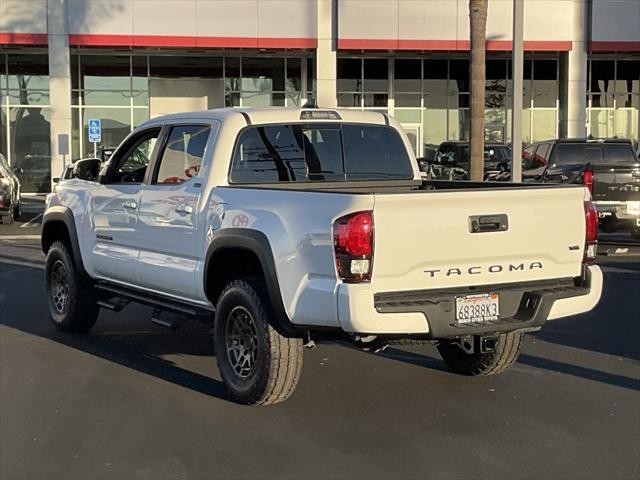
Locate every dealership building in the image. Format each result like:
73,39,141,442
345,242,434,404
0,0,639,192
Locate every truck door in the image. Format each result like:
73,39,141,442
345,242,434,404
136,123,216,300
90,127,161,284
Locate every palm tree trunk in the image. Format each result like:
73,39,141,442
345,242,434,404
469,0,488,181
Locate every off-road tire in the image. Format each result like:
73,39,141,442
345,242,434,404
437,331,524,376
214,279,303,405
45,241,99,332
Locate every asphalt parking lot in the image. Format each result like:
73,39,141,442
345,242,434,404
1,206,639,480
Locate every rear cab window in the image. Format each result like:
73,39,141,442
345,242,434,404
551,143,636,165
229,123,414,184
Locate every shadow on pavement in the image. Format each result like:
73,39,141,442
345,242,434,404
0,260,229,401
2,257,639,401
533,260,640,362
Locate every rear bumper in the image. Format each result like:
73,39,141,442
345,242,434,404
336,265,603,337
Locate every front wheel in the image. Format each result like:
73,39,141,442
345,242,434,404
437,331,524,376
45,241,99,332
214,279,303,405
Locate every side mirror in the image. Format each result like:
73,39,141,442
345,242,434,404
74,158,101,182
52,177,60,184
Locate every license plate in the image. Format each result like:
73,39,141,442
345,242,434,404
455,293,500,324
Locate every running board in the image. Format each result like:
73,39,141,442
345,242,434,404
96,282,211,317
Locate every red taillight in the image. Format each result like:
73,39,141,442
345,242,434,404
334,211,373,282
584,201,598,263
582,169,594,194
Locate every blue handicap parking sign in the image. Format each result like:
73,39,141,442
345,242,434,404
88,119,101,143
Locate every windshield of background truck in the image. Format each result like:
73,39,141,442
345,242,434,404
230,123,414,183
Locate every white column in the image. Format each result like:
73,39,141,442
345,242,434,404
567,0,588,138
510,0,524,182
47,0,72,185
316,0,337,108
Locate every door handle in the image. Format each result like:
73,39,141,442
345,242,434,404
175,204,193,215
122,200,138,210
469,214,509,233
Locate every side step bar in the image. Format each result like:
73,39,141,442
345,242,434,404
96,282,212,317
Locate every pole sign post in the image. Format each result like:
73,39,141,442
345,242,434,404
88,119,101,157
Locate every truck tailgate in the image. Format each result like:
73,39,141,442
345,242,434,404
371,186,587,293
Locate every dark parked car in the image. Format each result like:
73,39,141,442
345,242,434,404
0,153,22,224
516,138,640,237
421,141,512,180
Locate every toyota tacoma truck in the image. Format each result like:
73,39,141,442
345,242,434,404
42,108,603,405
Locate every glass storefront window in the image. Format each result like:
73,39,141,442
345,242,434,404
225,56,241,92
590,60,615,108
363,59,388,93
81,55,131,91
337,58,361,92
286,58,302,106
588,58,639,142
449,60,469,94
394,59,421,93
532,60,558,108
82,107,131,154
6,54,49,91
10,107,51,193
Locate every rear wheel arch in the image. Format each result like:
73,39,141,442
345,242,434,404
204,229,298,337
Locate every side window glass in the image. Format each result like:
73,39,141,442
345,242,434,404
521,145,537,170
534,144,549,168
107,129,160,183
155,125,211,184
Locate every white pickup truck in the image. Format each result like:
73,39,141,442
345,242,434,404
43,108,603,405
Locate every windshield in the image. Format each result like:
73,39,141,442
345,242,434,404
437,144,511,166
230,123,414,183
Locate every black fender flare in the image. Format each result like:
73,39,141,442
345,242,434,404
204,229,298,336
41,206,88,277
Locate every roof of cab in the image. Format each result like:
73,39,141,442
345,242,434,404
139,107,389,129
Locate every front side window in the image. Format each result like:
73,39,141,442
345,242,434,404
230,123,413,184
521,145,537,170
107,128,160,183
155,125,211,184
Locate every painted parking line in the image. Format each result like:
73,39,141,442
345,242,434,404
20,213,43,228
0,235,41,241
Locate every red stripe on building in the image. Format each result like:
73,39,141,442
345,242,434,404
0,33,48,45
338,39,399,50
590,41,640,52
68,34,316,49
341,39,573,52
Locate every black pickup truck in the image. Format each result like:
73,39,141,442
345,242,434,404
508,139,640,238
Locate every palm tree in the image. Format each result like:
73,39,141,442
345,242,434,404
469,0,488,181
